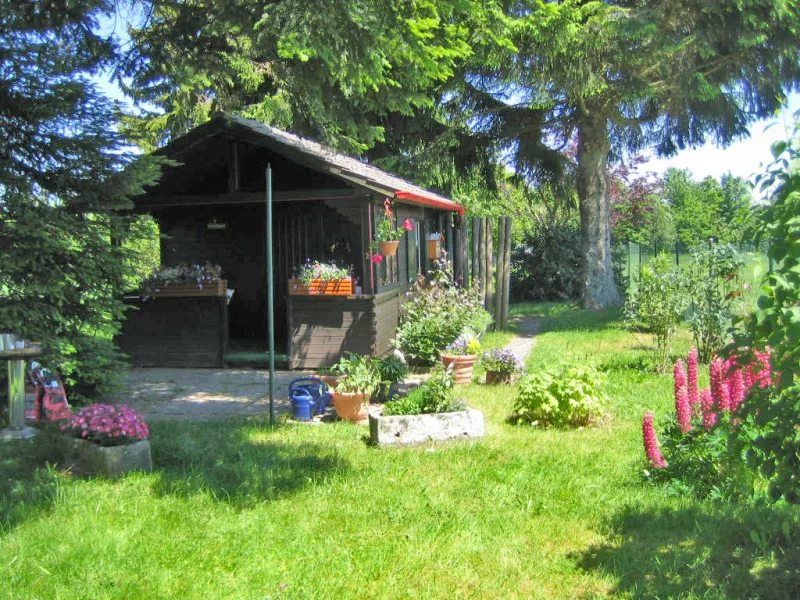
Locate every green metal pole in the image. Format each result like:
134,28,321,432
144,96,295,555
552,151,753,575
266,165,275,425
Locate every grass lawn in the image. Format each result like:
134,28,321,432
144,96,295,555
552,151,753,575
2,304,798,599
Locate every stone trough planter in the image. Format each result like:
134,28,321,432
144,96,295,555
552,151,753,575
59,436,152,478
369,408,485,446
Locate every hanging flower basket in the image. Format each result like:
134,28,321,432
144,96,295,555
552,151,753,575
378,240,399,256
288,277,353,296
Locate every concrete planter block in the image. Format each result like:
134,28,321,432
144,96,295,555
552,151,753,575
369,408,485,446
60,436,152,478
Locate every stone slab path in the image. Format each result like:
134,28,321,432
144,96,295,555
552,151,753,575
503,315,541,361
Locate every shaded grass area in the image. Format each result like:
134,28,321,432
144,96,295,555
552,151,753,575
2,305,798,599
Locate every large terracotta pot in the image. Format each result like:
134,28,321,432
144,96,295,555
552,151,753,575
440,354,477,385
331,392,370,422
378,240,399,256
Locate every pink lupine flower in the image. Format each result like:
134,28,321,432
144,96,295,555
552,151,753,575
700,388,717,430
710,359,731,413
674,359,687,399
728,368,745,412
687,347,699,409
642,412,666,468
675,384,693,433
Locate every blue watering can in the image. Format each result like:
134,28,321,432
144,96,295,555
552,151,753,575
289,378,331,420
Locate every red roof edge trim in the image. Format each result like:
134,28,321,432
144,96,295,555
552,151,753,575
394,190,465,216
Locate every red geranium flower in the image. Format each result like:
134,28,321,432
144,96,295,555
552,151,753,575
371,254,384,263
403,218,413,231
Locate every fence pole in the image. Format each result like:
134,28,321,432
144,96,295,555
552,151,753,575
471,217,480,289
501,217,512,330
494,217,506,330
485,217,494,314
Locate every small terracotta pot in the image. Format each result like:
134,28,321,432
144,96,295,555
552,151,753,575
332,392,370,422
378,240,399,256
485,370,512,385
440,354,477,385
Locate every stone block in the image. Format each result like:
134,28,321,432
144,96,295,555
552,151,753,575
369,408,484,446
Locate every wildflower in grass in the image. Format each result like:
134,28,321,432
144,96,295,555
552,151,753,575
728,367,746,412
700,388,717,430
687,347,699,408
642,412,666,468
710,358,731,412
674,358,687,397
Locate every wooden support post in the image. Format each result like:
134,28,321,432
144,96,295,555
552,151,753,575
494,217,506,330
501,217,512,330
475,217,484,297
459,214,468,287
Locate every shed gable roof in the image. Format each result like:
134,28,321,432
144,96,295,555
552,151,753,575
160,112,465,215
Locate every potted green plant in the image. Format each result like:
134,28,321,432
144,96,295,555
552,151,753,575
440,336,481,385
480,349,526,384
330,353,382,422
372,199,413,257
288,260,352,295
374,355,408,402
59,403,152,478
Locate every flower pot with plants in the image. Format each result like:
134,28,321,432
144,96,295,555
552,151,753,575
373,355,408,402
329,353,382,422
440,336,481,385
140,263,226,297
59,404,152,478
480,348,526,384
288,260,352,295
371,199,413,258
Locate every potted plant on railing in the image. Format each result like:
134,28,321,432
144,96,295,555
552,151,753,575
330,353,382,422
372,199,413,257
140,263,225,297
480,348,526,385
288,260,352,295
59,403,152,478
440,336,481,385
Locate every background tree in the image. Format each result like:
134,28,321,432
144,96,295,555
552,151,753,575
438,0,800,307
0,1,162,399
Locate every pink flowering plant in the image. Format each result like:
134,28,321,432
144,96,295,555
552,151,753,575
641,346,773,498
61,403,149,446
374,199,413,244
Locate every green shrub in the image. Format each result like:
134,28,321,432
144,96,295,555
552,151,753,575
510,214,582,302
511,363,607,427
623,253,689,371
394,258,490,365
685,243,746,363
382,366,467,416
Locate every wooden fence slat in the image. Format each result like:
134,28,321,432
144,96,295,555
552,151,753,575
485,217,494,314
494,217,506,329
501,217,512,330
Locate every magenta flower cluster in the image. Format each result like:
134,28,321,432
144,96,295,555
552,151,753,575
61,403,149,446
643,346,774,468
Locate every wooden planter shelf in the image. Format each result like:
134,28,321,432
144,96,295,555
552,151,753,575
288,277,353,296
141,279,227,298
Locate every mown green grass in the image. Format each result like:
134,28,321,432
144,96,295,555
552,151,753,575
2,305,798,599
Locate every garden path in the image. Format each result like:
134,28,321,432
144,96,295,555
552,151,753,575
108,316,542,422
502,315,541,361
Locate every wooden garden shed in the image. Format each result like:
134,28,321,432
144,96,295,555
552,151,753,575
118,112,468,369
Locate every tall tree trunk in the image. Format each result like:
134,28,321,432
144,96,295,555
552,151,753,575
576,113,622,308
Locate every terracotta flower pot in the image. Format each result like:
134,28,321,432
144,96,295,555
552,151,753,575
319,375,342,389
440,354,477,385
332,391,370,422
485,370,512,385
378,240,399,256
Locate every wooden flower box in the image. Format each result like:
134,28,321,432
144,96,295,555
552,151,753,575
287,277,353,296
141,279,227,298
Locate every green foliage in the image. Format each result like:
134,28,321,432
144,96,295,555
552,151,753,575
381,366,466,416
394,261,490,365
121,215,161,290
728,123,800,504
376,355,407,384
510,213,583,302
511,363,607,428
685,244,747,363
623,254,689,370
331,353,382,396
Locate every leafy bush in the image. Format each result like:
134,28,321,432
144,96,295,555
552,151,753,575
382,366,467,416
623,253,689,371
511,363,607,427
330,353,382,396
726,131,800,504
685,243,746,363
394,259,490,365
510,214,582,302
